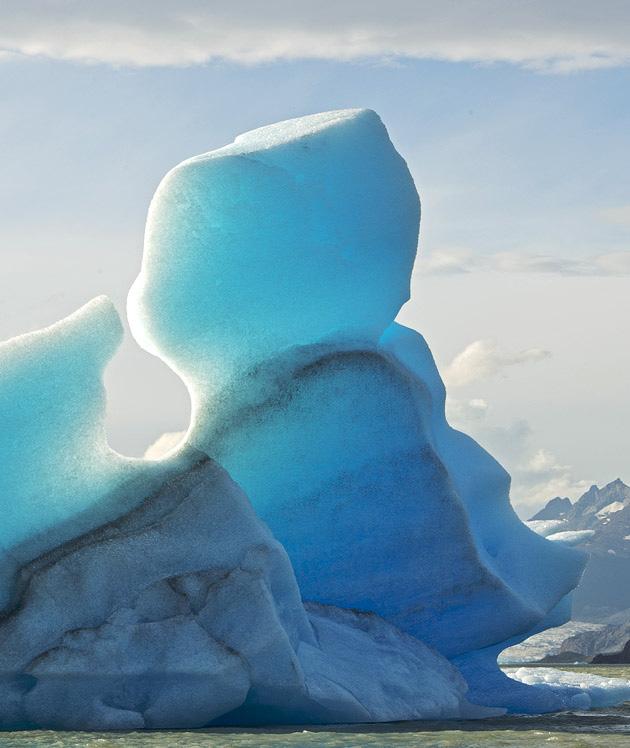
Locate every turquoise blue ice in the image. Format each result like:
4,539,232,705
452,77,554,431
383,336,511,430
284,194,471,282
128,109,418,391
0,298,142,585
0,109,616,729
129,107,582,671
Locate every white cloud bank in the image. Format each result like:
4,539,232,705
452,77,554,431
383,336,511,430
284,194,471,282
514,448,593,515
442,341,589,516
420,249,630,276
446,401,592,517
1,2,630,71
444,339,550,388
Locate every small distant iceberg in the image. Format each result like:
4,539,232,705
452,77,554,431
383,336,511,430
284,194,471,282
506,667,630,709
0,109,622,730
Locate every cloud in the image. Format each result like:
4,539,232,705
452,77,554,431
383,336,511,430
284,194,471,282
511,449,593,518
143,431,186,460
420,249,477,275
442,342,591,518
446,397,489,424
420,249,630,276
1,2,630,71
446,401,591,518
443,339,550,388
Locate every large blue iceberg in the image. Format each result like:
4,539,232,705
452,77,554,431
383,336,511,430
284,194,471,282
0,108,615,730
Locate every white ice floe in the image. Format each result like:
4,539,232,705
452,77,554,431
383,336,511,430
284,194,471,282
506,667,630,709
546,530,596,546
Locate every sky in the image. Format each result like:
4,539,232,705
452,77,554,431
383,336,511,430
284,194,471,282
1,2,629,518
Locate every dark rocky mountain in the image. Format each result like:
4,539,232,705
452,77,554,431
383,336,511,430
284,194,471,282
529,479,630,621
530,496,572,521
538,621,630,663
592,639,630,664
531,479,630,533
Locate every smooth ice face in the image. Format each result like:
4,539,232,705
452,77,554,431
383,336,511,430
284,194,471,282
193,328,584,658
0,298,129,557
379,324,585,630
128,109,420,388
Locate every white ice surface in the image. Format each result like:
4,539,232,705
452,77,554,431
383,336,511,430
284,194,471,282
597,501,626,518
506,667,630,709
528,519,568,537
546,530,596,546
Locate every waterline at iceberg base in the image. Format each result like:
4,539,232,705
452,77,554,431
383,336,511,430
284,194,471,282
0,109,624,730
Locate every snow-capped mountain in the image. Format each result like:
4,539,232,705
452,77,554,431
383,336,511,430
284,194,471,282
531,479,630,553
529,479,630,621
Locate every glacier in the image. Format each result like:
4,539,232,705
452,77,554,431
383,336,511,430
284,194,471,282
0,108,621,730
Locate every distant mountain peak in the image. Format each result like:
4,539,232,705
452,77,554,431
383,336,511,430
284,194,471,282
528,478,630,622
530,496,572,521
529,478,630,548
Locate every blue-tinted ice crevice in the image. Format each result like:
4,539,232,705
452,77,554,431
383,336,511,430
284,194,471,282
0,108,603,729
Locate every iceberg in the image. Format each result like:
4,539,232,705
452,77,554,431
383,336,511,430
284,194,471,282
0,108,613,729
0,300,479,728
129,108,584,700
